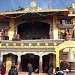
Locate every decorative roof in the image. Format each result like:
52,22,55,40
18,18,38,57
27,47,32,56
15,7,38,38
30,0,36,10
0,0,70,18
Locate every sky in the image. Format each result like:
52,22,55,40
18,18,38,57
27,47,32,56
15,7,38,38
0,0,75,12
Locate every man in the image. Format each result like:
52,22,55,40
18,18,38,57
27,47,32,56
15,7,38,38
1,63,6,75
48,67,52,75
28,63,33,75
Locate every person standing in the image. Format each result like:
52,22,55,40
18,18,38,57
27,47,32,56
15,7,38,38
1,63,6,75
8,66,15,75
14,67,18,75
48,67,52,75
28,63,33,75
8,66,18,75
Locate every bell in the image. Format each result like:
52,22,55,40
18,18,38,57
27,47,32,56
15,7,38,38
66,51,75,62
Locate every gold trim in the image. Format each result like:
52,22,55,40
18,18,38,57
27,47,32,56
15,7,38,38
0,46,56,49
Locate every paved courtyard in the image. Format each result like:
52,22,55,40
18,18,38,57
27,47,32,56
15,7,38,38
5,72,47,75
5,72,75,75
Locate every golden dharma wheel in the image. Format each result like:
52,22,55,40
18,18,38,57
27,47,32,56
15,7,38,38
30,1,36,9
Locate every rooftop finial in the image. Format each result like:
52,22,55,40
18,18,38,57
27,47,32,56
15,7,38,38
30,0,36,11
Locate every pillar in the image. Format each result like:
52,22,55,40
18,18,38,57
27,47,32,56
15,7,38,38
56,48,60,68
18,55,21,64
0,51,3,64
0,44,2,63
53,15,59,39
39,55,43,73
17,53,21,71
71,18,75,39
8,18,15,40
53,55,56,73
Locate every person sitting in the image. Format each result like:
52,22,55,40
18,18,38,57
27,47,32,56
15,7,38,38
34,69,39,74
55,67,64,75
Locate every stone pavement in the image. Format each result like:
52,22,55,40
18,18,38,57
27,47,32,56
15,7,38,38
5,72,48,75
5,72,75,75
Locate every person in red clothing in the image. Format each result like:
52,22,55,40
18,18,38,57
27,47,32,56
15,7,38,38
1,62,6,75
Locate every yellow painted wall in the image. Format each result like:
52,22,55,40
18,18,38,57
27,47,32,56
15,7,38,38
56,48,60,68
8,18,15,40
53,15,59,39
53,55,56,73
6,57,12,72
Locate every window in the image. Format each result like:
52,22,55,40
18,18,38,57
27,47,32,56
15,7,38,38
60,19,71,24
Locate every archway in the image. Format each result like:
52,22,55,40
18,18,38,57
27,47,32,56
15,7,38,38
17,22,50,40
3,53,18,71
21,53,39,72
60,50,69,70
42,54,54,73
56,41,75,70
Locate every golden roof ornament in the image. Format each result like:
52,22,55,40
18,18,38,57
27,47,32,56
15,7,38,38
30,0,36,11
37,6,42,10
24,6,29,11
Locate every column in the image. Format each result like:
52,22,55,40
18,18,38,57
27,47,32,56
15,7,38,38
0,52,3,64
0,44,1,63
39,55,43,73
8,18,15,40
53,55,56,73
53,15,59,39
56,48,60,68
17,55,21,71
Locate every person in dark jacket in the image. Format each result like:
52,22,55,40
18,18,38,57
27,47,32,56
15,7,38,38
8,66,18,75
8,66,15,75
48,67,52,75
28,63,33,75
1,63,6,75
14,67,18,75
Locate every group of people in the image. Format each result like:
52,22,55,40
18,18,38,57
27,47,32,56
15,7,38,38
8,63,67,75
48,67,67,75
0,62,68,75
54,67,67,75
8,66,18,75
0,62,18,75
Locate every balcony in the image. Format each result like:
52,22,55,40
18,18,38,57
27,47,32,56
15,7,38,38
1,39,65,46
0,39,65,51
57,24,75,29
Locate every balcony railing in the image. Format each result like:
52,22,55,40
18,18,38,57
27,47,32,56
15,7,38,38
1,39,65,46
57,24,75,29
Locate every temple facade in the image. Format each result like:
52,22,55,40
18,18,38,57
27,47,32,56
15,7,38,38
0,1,75,73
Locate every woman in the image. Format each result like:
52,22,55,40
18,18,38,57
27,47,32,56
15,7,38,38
1,63,6,75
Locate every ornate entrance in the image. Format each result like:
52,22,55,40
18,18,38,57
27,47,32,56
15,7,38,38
42,54,54,73
3,53,18,71
21,54,39,72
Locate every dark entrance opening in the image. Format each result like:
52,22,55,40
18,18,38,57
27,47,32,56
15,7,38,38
42,54,53,73
3,53,18,64
21,54,39,72
18,22,50,40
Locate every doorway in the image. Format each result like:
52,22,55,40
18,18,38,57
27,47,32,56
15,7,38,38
21,54,39,72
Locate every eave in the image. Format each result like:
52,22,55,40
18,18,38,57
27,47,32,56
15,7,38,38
0,9,68,15
68,14,75,16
